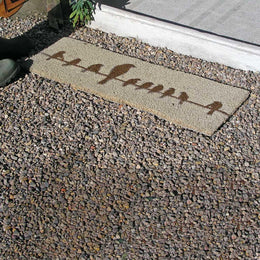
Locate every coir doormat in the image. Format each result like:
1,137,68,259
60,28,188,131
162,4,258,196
29,37,249,135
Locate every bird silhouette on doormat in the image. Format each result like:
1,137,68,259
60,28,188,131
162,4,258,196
83,64,103,74
62,58,81,66
46,51,65,61
98,64,135,85
135,82,153,90
123,78,140,86
178,92,189,104
160,88,175,98
148,84,164,93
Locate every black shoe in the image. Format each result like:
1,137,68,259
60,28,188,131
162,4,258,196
0,59,20,87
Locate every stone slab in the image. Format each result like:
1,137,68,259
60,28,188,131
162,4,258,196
29,37,249,135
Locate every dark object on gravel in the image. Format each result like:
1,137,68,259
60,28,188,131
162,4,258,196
0,35,34,60
0,58,20,86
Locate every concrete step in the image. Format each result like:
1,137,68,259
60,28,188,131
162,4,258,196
89,4,260,72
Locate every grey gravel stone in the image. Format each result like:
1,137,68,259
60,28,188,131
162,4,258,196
0,15,259,259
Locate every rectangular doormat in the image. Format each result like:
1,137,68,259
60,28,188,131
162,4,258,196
29,37,249,135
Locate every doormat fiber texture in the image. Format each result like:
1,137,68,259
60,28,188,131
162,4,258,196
29,37,249,135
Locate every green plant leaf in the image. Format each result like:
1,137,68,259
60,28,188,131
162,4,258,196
80,12,84,21
70,0,95,27
87,1,94,10
73,13,79,27
69,9,78,19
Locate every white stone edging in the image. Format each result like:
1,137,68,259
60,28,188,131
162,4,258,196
89,5,260,72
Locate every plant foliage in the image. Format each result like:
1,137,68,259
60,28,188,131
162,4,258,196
69,0,95,28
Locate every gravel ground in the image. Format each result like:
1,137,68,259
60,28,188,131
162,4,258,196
0,15,259,259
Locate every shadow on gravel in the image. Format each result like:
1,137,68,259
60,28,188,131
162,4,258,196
22,20,74,57
20,0,130,56
10,1,73,77
4,0,131,82
22,2,73,54
18,0,130,69
15,20,73,80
